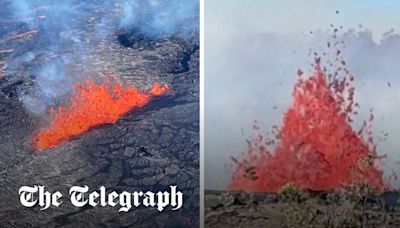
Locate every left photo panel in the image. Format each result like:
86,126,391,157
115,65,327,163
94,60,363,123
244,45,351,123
0,0,199,227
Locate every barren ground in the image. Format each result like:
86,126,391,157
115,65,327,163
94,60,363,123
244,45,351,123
205,190,400,228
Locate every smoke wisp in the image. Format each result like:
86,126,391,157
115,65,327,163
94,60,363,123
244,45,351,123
119,0,199,39
1,0,198,115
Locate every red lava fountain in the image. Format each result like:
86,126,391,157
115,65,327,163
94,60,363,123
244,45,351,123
33,80,169,151
230,59,385,192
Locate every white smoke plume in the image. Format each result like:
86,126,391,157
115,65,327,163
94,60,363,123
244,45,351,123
2,0,199,114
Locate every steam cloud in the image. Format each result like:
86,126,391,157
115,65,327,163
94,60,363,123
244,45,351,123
119,0,199,38
8,0,89,114
3,0,198,114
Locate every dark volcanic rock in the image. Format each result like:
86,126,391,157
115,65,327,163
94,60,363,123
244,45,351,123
0,0,199,227
205,190,400,228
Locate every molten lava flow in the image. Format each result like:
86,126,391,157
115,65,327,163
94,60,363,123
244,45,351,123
33,80,169,151
230,61,385,192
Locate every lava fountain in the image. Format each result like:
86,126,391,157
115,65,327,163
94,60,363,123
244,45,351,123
230,59,385,192
33,80,169,151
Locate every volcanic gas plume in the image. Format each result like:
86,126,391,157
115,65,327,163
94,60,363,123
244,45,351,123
33,80,169,151
230,59,385,192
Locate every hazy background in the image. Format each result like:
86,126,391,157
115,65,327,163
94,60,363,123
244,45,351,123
205,0,400,190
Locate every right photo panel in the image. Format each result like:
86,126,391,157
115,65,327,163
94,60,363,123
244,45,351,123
205,1,400,227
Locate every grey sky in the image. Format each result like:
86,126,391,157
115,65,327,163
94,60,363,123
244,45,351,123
205,1,400,190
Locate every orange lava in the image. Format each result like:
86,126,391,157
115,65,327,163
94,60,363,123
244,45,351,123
230,60,385,192
7,30,38,41
33,80,169,151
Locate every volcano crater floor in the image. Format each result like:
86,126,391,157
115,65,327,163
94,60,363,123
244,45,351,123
0,1,199,227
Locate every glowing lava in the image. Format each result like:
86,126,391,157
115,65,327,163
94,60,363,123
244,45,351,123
230,60,385,192
33,80,169,151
